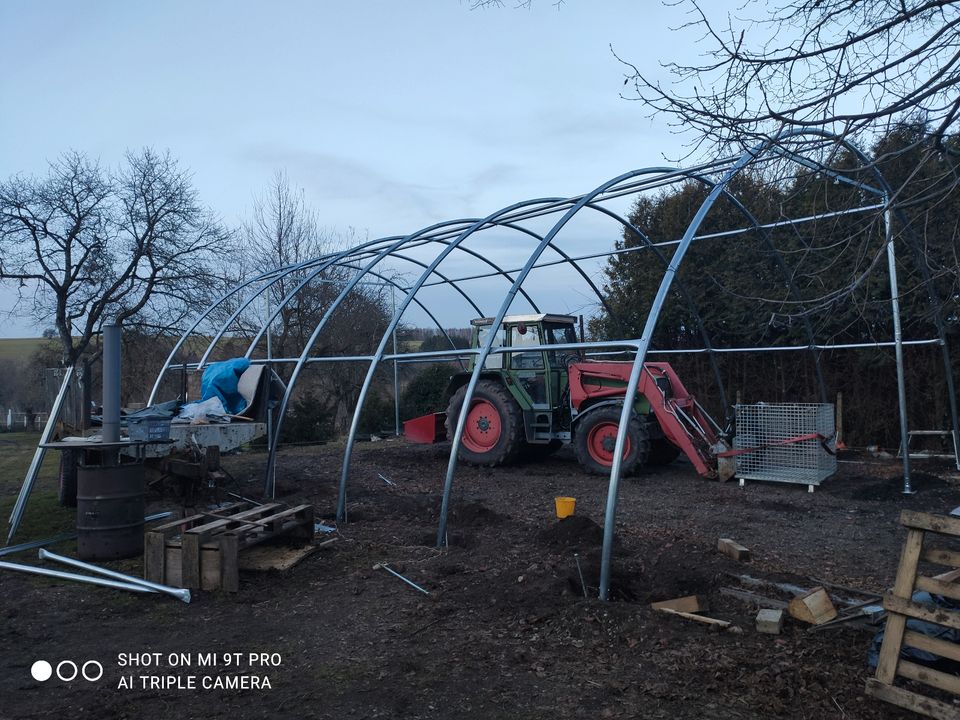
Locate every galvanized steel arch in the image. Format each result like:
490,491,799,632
141,127,954,605
332,196,583,521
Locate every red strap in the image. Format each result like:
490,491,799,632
718,432,836,458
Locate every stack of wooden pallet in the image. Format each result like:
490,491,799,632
866,510,960,719
145,502,314,592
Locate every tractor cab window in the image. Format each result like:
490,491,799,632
544,323,578,366
510,324,544,370
476,326,507,369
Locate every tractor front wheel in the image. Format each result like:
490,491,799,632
574,406,648,476
445,380,524,467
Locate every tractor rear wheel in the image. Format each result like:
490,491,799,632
445,380,524,466
574,406,648,476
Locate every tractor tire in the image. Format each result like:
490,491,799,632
573,406,649,476
445,380,524,467
58,449,79,507
647,438,682,466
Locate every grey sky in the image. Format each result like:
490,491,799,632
0,1,731,336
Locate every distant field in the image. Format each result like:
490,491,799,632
0,337,53,363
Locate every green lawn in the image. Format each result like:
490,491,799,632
0,432,75,551
0,337,53,363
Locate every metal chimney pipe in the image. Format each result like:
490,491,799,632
102,324,121,443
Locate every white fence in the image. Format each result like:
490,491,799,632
3,409,49,431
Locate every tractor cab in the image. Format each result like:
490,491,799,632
469,314,579,416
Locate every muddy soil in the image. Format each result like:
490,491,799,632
2,441,960,719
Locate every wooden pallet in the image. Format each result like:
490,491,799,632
865,510,960,719
144,501,314,591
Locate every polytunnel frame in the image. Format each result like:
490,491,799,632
142,128,960,604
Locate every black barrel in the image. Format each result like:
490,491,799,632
76,463,145,560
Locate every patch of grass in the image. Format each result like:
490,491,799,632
0,432,73,544
0,337,56,362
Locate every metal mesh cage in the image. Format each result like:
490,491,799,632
734,403,837,486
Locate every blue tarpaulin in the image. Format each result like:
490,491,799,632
200,358,251,415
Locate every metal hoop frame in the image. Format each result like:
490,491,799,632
145,129,959,602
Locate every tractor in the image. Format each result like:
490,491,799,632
405,314,734,479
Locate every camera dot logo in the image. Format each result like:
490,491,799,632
82,661,104,682
30,660,53,682
31,660,104,682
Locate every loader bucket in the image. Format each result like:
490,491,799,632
403,412,448,444
714,441,736,482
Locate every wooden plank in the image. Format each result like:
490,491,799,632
200,547,220,591
148,502,245,534
883,594,960,631
903,629,960,664
916,575,960,603
144,532,166,584
240,544,318,572
924,547,960,571
650,595,708,613
220,533,240,593
654,607,731,628
185,503,283,536
865,678,958,720
934,567,960,582
181,532,202,589
717,538,750,561
875,527,926,685
898,659,960,696
788,586,837,625
901,510,960,538
719,587,789,610
164,547,182,587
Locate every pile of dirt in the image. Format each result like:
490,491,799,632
538,515,604,548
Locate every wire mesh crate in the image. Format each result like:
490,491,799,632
733,403,837,486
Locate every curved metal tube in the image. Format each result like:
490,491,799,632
334,197,568,521
264,218,485,487
335,211,633,516
435,169,684,548
598,143,768,600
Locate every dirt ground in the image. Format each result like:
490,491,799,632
2,439,960,719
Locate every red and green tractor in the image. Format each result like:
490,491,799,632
405,314,733,479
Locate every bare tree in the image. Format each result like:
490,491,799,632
619,1,960,157
243,171,331,358
0,149,231,364
241,172,395,435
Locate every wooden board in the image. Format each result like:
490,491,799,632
865,679,958,720
239,544,317,572
650,595,707,613
900,510,960,538
787,586,837,625
654,607,730,628
868,513,960,719
144,502,315,592
717,538,751,561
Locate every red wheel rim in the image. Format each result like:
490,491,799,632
586,421,630,467
462,399,502,453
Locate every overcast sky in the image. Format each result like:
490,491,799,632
0,0,737,336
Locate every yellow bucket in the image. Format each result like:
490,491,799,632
554,496,576,519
